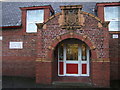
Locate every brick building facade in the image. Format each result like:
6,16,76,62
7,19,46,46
1,2,120,88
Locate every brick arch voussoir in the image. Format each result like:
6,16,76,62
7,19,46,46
47,33,98,61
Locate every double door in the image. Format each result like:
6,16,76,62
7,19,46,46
58,42,90,76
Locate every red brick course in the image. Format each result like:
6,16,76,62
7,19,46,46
109,33,120,80
36,62,52,84
2,56,36,77
2,28,37,77
91,62,110,87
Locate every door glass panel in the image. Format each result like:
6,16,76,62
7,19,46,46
59,44,64,60
82,44,87,61
66,44,78,60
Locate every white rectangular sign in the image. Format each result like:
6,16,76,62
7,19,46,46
0,36,2,40
9,42,23,49
112,34,118,39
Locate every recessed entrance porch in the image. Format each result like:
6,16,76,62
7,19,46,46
53,38,91,83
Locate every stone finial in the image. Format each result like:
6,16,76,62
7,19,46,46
98,22,103,28
101,21,110,28
36,23,43,29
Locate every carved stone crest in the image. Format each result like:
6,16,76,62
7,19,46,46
65,9,78,26
59,5,85,30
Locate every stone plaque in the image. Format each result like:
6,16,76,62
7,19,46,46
9,42,23,49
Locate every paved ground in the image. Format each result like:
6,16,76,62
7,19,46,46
2,76,120,89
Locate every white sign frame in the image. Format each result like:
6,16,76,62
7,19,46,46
9,42,23,49
0,36,2,40
112,34,118,39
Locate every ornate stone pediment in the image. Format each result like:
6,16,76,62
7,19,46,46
59,5,85,30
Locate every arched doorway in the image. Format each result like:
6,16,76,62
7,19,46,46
54,38,90,79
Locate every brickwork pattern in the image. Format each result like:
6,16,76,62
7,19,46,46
96,2,120,81
109,33,120,80
37,13,109,60
36,11,110,87
2,29,37,77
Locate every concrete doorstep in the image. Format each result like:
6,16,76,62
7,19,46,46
52,81,93,88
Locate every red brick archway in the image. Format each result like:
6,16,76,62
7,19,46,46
47,32,97,60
